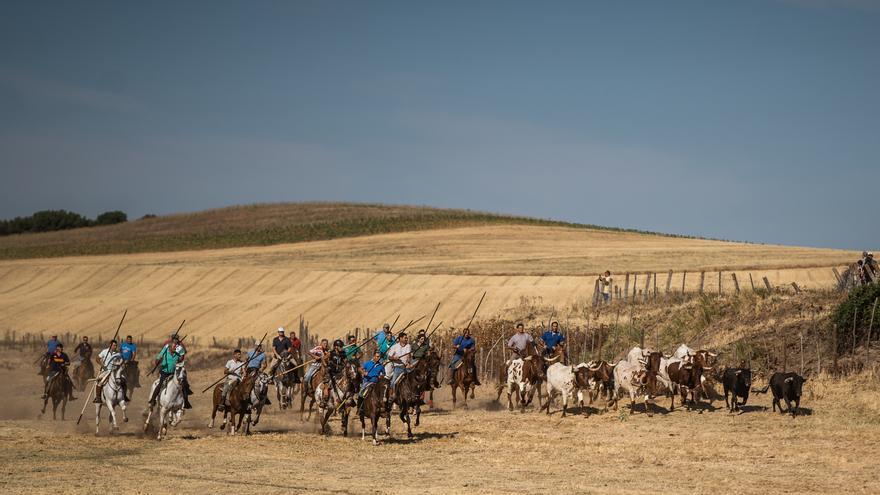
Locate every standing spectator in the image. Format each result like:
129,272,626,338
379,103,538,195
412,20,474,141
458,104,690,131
599,271,613,304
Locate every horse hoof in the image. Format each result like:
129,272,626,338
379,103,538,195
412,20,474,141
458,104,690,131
123,417,129,423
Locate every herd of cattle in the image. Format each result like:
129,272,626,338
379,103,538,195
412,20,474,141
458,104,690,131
500,343,807,419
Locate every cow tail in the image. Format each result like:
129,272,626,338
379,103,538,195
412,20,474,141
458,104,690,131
751,384,770,394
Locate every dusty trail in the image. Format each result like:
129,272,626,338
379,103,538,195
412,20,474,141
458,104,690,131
1,351,879,494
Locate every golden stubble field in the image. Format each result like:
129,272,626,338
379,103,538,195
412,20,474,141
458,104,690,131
0,225,855,340
1,350,879,495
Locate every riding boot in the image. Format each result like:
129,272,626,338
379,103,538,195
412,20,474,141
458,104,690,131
473,368,482,386
93,385,103,403
183,392,192,409
123,383,131,402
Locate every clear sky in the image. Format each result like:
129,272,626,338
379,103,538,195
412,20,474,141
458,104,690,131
1,1,877,249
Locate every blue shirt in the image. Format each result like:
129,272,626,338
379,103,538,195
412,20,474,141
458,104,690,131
452,335,475,356
120,342,137,361
247,350,266,369
362,360,385,383
47,339,59,354
542,330,565,350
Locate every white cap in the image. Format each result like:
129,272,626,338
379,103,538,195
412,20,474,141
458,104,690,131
277,327,285,334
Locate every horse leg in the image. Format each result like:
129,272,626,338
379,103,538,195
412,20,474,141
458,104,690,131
360,408,366,440
108,402,119,431
209,405,217,428
61,398,67,421
372,410,380,446
143,405,153,433
41,395,48,415
404,407,413,439
451,384,457,409
414,404,421,427
341,408,349,437
95,404,102,435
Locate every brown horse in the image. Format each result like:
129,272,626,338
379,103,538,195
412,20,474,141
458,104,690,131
72,358,94,392
414,349,441,427
358,377,389,445
208,373,256,435
41,371,71,420
317,361,359,436
388,357,433,439
299,360,325,420
450,347,477,409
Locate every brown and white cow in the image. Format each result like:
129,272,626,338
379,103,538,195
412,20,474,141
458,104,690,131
665,352,712,411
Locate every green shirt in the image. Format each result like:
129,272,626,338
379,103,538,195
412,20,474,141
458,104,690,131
343,344,360,361
156,344,185,374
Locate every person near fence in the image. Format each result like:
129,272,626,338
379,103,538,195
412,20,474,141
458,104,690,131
541,321,567,363
290,332,302,356
506,323,533,360
599,271,613,303
220,349,243,408
447,328,480,386
41,343,76,401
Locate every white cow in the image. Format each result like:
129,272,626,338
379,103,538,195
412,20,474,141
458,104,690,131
543,362,590,417
625,346,653,367
612,360,654,417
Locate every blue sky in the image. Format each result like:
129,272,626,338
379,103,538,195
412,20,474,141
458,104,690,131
1,1,877,249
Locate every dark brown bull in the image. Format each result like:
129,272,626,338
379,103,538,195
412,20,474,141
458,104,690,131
575,360,614,410
667,353,711,411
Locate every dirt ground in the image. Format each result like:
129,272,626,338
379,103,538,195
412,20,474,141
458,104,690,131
2,353,879,495
0,225,854,339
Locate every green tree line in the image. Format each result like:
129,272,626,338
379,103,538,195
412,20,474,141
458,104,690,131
0,209,127,237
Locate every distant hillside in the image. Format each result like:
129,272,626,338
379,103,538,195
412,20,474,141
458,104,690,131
0,202,666,259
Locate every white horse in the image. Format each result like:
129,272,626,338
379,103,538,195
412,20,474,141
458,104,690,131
95,358,128,435
143,363,187,440
249,372,272,429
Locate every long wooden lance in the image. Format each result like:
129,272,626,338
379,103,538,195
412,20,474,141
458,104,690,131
201,332,268,393
422,302,440,336
147,319,186,376
463,291,487,333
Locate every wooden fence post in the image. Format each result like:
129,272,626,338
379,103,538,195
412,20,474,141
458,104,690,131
763,276,772,292
624,274,630,303
632,274,638,302
832,268,842,285
749,273,756,291
665,270,673,296
718,271,722,295
681,271,687,294
732,273,740,293
653,273,657,299
791,282,801,294
699,271,705,294
643,273,651,303
868,298,878,367
852,306,859,358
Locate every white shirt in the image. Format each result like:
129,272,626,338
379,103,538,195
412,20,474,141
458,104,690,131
387,343,412,366
225,359,243,380
98,348,121,371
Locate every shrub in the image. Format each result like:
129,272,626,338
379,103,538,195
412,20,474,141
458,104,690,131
95,210,127,226
831,283,880,355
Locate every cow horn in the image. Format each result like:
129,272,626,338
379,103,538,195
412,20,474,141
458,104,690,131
703,366,712,371
735,370,741,375
708,352,718,357
784,377,793,383
588,363,601,371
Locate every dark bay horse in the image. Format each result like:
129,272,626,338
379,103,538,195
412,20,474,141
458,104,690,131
389,357,433,439
414,349,441,427
72,358,94,392
41,371,71,420
318,361,359,436
359,377,389,445
450,347,477,409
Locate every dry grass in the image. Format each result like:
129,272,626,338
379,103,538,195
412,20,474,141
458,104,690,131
0,225,854,340
1,350,878,495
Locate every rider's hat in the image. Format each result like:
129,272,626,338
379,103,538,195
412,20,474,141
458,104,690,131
333,339,344,347
277,327,285,334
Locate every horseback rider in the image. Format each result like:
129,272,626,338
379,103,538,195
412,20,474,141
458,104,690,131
319,339,347,406
386,333,412,401
46,335,60,354
411,331,431,362
343,334,361,363
447,328,480,386
303,339,329,393
375,323,395,360
269,327,292,375
120,335,137,363
148,335,191,409
357,350,385,410
41,343,76,401
94,340,127,403
541,321,567,363
74,336,93,361
246,343,267,377
506,322,534,359
220,349,243,408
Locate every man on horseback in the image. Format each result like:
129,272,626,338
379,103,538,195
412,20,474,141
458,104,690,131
74,336,93,361
148,336,191,409
343,334,362,363
95,340,127,403
246,343,267,377
411,332,431,362
42,343,76,401
220,349,243,408
357,350,385,409
541,321,567,363
303,339,329,394
506,323,533,359
447,328,480,386
375,323,395,360
269,327,292,375
46,335,60,354
320,339,348,406
386,333,412,401
38,335,61,374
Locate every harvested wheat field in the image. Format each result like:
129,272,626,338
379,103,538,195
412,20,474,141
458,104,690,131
0,220,856,340
1,348,879,495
